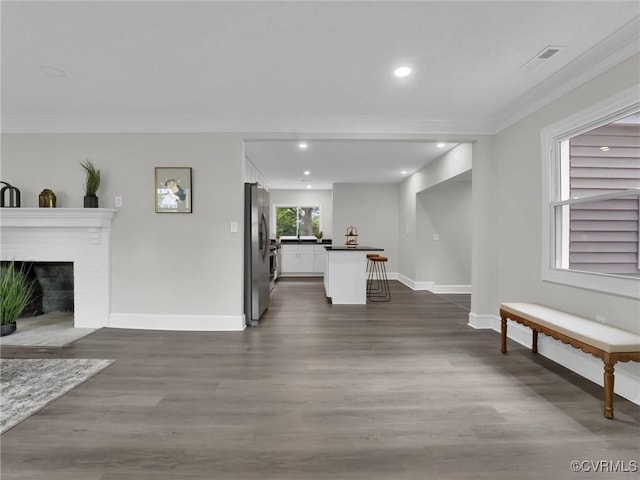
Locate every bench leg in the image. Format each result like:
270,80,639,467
532,330,538,354
604,358,616,419
501,317,507,354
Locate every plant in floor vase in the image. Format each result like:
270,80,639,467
80,159,101,208
0,262,36,336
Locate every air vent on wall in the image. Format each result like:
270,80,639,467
520,45,565,71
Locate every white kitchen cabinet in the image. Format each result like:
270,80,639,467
313,244,327,273
281,244,314,273
281,243,328,275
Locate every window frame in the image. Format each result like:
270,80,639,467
273,203,322,239
540,85,640,299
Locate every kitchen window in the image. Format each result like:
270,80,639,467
541,86,640,298
275,205,320,238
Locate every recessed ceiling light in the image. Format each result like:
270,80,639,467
401,170,408,175
437,142,445,148
40,65,68,77
394,66,412,78
600,146,610,151
304,170,311,175
299,142,308,150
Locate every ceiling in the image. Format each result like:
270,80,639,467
2,1,639,189
244,139,459,190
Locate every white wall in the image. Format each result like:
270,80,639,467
416,175,472,288
470,137,498,315
398,143,473,285
269,189,333,239
478,54,640,402
1,133,246,330
332,183,399,273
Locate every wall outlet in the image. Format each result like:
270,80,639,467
432,234,440,241
230,221,238,233
115,196,123,207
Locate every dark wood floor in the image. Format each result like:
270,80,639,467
1,278,638,479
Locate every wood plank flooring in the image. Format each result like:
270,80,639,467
1,278,638,479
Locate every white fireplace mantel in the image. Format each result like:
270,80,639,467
0,207,116,228
0,208,117,328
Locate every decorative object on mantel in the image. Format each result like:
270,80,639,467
345,225,359,248
80,159,101,208
0,261,37,337
155,167,192,213
38,189,57,208
0,181,21,208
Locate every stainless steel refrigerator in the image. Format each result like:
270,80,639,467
244,183,270,326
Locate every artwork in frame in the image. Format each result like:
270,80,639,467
155,167,192,213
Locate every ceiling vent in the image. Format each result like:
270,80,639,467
520,45,565,71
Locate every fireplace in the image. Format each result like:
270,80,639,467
5,261,75,316
0,208,116,328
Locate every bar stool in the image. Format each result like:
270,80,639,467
366,254,381,296
367,255,390,302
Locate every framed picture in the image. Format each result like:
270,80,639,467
155,167,192,213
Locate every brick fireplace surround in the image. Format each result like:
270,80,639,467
0,208,116,328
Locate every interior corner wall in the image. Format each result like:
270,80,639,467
269,189,333,239
490,54,640,401
398,143,473,284
1,133,246,330
416,178,472,286
493,54,640,329
469,136,498,316
332,183,399,272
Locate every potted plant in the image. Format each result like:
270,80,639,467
0,262,36,336
315,230,324,243
80,159,101,208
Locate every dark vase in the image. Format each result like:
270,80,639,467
1,323,17,336
84,195,99,208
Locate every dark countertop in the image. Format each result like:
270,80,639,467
324,246,384,251
277,239,332,244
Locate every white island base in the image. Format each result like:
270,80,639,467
323,246,384,304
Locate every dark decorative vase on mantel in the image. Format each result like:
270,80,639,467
84,194,99,208
80,159,101,209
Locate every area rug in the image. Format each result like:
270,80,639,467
0,313,99,347
0,358,114,434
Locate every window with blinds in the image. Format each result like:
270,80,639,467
562,114,640,277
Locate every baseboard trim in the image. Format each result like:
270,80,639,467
467,312,499,329
109,313,246,331
397,274,470,294
468,312,640,406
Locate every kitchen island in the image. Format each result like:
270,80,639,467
323,245,384,304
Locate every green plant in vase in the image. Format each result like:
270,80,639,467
80,159,101,208
0,262,36,336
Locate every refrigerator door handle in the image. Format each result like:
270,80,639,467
259,212,268,259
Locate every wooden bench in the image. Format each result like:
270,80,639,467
500,302,640,419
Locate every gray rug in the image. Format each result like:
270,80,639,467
1,358,114,434
0,313,99,347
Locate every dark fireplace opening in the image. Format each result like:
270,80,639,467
1,261,74,317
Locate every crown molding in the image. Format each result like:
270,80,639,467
490,16,640,134
0,113,494,136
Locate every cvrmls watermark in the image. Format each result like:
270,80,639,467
570,460,638,473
